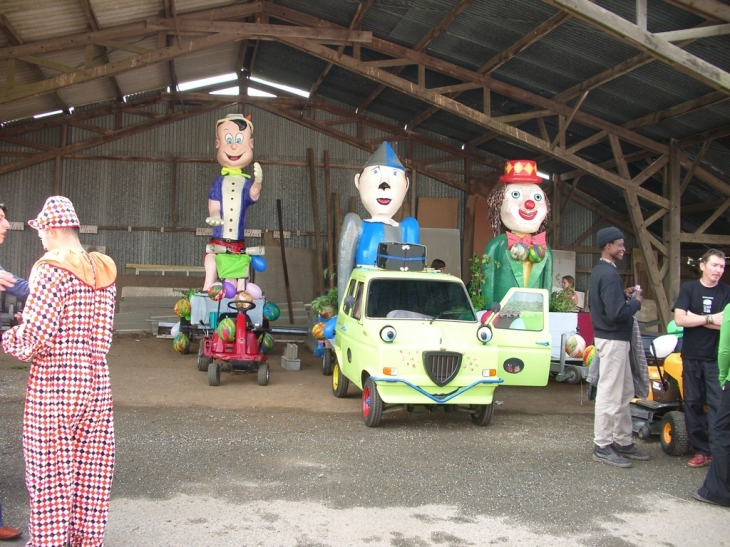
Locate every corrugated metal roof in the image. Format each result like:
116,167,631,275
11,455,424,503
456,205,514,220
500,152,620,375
1,0,730,242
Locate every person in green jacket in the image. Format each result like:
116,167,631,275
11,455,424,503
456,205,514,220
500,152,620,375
481,159,552,309
692,301,730,506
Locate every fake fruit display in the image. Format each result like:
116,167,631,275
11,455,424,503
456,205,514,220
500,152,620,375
216,317,236,342
565,334,586,358
172,333,190,354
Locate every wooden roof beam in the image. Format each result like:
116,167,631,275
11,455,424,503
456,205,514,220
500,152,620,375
662,0,730,23
542,0,730,95
407,11,569,129
306,0,374,100
0,14,69,113
276,35,669,207
356,0,475,111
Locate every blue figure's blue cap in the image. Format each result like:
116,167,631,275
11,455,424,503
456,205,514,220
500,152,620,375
363,141,405,171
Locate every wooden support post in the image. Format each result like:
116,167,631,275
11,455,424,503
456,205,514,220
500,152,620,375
170,155,178,226
333,191,341,282
307,147,325,295
665,139,681,310
552,173,561,248
323,150,334,288
276,199,295,325
54,123,67,194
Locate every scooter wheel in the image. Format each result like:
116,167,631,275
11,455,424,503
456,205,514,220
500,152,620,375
637,425,651,440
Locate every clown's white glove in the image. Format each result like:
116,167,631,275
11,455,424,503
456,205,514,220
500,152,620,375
254,162,262,185
206,216,224,227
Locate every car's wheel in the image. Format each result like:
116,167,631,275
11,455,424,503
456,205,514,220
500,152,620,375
257,363,270,386
332,362,350,398
197,342,213,372
322,348,334,376
471,404,494,426
566,365,583,384
208,362,220,386
362,377,383,427
661,411,689,456
637,425,651,440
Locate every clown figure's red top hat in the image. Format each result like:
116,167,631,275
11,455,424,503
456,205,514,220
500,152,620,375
499,159,542,183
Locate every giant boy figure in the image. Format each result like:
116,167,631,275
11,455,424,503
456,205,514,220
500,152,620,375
337,141,419,304
481,159,553,308
203,113,262,292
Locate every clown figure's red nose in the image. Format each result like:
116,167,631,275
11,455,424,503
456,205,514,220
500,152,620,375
525,200,535,210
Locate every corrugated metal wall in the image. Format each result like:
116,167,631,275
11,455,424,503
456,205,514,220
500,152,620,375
0,99,616,294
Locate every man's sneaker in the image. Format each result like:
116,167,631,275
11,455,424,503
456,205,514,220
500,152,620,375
612,442,651,461
687,454,712,468
593,444,632,468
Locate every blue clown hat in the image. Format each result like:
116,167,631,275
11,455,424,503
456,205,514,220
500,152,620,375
363,141,405,171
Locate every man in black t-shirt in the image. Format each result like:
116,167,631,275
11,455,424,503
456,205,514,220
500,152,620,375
674,249,730,468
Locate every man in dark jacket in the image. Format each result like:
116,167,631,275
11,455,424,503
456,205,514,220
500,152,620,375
589,226,649,468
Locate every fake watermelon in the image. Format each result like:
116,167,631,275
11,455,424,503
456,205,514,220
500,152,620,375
173,298,191,319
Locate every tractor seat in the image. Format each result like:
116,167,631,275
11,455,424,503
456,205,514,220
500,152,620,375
649,334,679,359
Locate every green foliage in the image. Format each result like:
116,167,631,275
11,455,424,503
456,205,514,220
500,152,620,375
550,289,577,313
312,287,338,314
467,253,491,311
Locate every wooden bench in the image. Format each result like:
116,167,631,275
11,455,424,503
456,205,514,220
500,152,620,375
125,263,206,276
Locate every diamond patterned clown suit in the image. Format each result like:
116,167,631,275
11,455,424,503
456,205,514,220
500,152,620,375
3,248,117,547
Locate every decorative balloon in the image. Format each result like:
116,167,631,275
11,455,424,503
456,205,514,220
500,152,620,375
311,322,326,340
245,282,263,300
208,284,225,301
323,316,338,340
263,302,280,322
565,334,586,358
216,317,236,342
173,333,190,354
251,255,267,272
259,332,274,354
223,281,237,299
583,345,596,366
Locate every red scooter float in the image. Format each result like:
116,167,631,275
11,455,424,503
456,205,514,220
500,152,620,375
198,298,270,387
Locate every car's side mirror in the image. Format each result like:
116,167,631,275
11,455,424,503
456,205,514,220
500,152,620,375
343,295,356,314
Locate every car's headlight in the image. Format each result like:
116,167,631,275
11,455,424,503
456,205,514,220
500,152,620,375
380,325,397,343
476,325,492,344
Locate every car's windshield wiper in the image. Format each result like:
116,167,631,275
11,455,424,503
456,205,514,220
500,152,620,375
429,308,471,324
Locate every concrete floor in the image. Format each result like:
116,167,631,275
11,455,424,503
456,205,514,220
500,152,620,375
0,334,727,547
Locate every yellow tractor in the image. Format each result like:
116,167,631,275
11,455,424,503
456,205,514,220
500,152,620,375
630,334,688,456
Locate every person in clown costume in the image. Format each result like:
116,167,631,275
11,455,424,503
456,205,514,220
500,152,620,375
481,159,553,308
203,113,263,294
337,141,419,304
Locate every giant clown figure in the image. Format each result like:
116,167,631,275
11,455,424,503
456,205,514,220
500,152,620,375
481,159,553,308
203,113,265,297
337,141,419,305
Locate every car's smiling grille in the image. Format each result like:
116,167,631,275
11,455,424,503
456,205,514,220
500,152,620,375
423,351,462,387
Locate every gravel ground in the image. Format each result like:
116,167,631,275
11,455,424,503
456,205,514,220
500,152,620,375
1,335,728,547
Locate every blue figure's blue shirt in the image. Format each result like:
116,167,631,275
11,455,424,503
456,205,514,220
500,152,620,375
355,217,419,265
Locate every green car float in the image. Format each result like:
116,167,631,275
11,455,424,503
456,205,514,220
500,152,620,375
330,266,552,427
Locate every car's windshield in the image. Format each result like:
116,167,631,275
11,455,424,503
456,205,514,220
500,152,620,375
366,278,476,321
